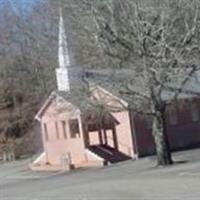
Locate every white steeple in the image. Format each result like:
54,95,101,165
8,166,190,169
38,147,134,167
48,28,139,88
56,8,70,92
58,8,70,68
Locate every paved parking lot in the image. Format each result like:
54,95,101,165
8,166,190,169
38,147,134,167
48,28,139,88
1,149,200,200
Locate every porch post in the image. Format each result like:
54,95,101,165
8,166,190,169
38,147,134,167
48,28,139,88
98,129,103,145
112,126,118,150
103,129,108,145
82,123,90,148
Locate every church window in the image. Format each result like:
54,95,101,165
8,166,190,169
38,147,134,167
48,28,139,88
69,119,80,138
61,121,67,139
55,122,60,139
43,123,49,141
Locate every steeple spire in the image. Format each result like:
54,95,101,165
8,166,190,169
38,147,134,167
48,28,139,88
56,8,70,92
58,8,70,68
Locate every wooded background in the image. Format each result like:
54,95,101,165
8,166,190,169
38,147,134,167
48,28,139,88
1,0,200,165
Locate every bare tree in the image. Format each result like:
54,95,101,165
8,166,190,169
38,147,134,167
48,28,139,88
68,0,200,165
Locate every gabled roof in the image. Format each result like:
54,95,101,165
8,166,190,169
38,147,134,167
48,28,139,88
90,85,128,108
35,91,57,121
35,83,129,122
85,69,200,102
35,90,94,121
56,90,93,111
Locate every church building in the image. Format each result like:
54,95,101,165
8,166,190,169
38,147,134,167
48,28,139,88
31,10,200,171
30,11,135,171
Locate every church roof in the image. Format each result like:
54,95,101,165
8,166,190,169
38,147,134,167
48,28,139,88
35,90,98,121
56,90,94,111
85,69,200,103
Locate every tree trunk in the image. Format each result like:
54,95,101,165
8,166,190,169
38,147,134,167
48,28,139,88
152,110,173,166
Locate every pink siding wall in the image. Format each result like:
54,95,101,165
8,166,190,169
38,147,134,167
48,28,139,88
106,130,115,147
41,96,86,166
89,86,135,158
111,111,135,157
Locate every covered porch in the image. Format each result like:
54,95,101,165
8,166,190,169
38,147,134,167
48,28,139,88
81,111,131,164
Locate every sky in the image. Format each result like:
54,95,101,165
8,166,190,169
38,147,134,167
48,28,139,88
0,0,41,16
